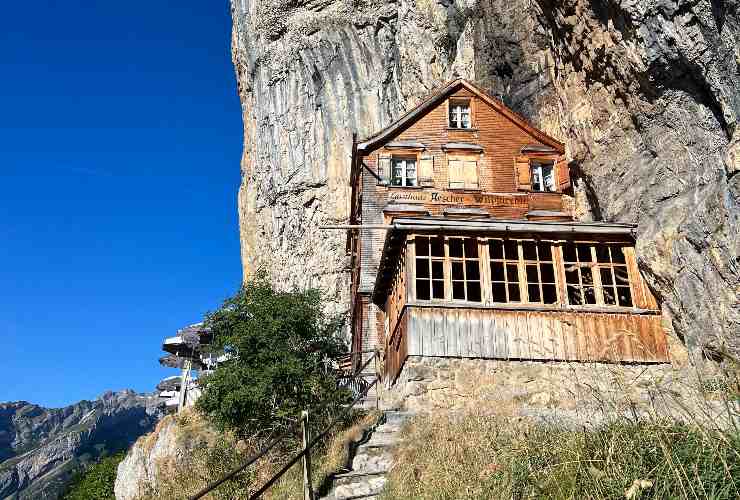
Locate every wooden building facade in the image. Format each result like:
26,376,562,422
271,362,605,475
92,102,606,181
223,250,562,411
347,79,668,383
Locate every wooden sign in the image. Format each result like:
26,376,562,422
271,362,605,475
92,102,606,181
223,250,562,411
387,189,527,208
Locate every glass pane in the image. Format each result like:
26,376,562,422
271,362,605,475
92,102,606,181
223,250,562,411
508,284,521,302
406,177,417,187
612,245,627,264
567,285,582,305
584,286,597,304
452,281,465,300
540,263,555,283
492,282,507,302
617,286,632,307
489,240,503,259
451,261,464,280
506,264,519,283
432,280,445,299
614,266,629,284
391,176,402,186
542,284,557,304
577,244,592,262
596,245,611,263
603,286,617,305
565,268,579,285
543,164,555,192
531,166,543,192
449,238,463,258
416,280,430,300
504,240,518,260
431,237,444,257
432,260,444,279
468,282,481,302
466,261,480,281
526,265,539,284
415,237,429,256
581,267,593,285
538,242,552,261
491,262,504,281
416,259,429,278
528,284,541,303
600,267,613,286
464,238,478,258
563,243,577,262
522,241,537,260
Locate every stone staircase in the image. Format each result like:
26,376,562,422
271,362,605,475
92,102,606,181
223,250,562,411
321,410,413,500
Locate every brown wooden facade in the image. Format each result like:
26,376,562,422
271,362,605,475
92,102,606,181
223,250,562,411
347,79,668,382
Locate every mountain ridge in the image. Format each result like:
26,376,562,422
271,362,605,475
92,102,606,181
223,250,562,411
0,389,162,500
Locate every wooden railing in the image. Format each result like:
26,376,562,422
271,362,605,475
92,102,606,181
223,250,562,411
189,352,378,500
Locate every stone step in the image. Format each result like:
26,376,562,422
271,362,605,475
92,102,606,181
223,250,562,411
333,470,388,486
383,410,415,425
350,452,393,473
331,475,387,500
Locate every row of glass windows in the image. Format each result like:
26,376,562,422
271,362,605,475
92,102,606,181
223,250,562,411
413,236,634,307
390,156,556,192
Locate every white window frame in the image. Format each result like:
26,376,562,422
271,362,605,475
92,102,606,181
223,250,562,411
390,157,418,187
449,101,471,129
531,161,556,192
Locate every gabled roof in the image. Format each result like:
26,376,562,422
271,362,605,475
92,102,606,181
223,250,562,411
357,79,565,154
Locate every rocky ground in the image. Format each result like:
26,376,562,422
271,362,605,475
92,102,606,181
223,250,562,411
0,390,161,500
231,0,739,357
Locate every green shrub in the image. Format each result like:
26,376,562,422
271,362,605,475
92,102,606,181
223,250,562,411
61,453,124,500
196,271,349,438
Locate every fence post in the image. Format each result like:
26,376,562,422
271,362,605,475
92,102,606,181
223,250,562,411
301,410,314,500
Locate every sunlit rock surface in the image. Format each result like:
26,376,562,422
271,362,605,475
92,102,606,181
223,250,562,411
231,0,739,355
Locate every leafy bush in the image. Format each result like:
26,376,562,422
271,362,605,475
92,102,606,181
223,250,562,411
196,271,348,438
61,453,124,500
382,414,740,500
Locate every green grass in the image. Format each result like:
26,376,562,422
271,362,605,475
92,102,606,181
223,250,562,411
381,414,740,500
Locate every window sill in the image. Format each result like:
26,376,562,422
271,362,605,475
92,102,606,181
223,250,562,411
405,301,658,315
447,127,478,132
387,185,425,190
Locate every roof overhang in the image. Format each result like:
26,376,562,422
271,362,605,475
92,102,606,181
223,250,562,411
356,79,565,154
371,216,637,306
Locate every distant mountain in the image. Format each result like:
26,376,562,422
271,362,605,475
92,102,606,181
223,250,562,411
0,390,162,500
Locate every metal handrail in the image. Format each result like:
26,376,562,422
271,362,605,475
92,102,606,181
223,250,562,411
188,352,378,500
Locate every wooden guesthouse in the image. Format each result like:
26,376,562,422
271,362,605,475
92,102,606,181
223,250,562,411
347,79,669,384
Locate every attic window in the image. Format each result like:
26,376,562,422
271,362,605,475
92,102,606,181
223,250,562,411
531,160,556,192
449,100,471,129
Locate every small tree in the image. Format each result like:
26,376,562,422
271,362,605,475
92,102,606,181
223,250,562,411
196,272,348,437
62,453,124,500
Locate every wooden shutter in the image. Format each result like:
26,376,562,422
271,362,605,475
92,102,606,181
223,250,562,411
515,155,531,191
448,158,463,187
556,155,571,191
463,159,478,189
378,154,391,184
419,155,434,186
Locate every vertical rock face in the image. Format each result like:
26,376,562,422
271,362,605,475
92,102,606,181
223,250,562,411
231,0,739,355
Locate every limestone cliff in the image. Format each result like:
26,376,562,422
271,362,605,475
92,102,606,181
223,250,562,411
231,0,739,355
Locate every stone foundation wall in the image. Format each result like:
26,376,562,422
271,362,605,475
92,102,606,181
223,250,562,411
378,356,736,428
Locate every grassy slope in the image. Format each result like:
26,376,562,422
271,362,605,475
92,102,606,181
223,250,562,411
135,409,380,500
382,413,740,499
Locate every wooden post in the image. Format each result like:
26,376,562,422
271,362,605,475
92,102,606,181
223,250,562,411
301,411,313,500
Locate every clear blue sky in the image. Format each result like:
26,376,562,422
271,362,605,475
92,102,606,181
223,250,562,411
1,1,243,408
